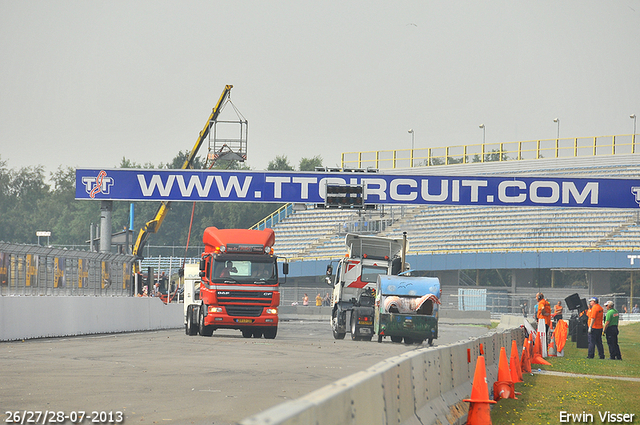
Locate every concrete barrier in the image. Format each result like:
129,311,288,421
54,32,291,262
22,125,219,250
1,298,492,341
0,296,182,341
439,309,492,325
279,305,331,321
497,313,535,330
279,306,492,326
240,327,525,425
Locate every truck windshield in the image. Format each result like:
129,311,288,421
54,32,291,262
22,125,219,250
212,258,276,283
361,265,388,283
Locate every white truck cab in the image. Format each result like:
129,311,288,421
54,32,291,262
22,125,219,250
328,233,404,340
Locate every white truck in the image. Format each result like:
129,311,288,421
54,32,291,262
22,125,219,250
326,233,405,341
183,263,201,335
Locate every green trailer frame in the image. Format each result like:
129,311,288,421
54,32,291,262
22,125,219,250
375,311,438,344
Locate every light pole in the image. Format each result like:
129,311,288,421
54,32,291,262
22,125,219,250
631,114,637,151
479,124,485,143
408,129,415,167
553,118,560,139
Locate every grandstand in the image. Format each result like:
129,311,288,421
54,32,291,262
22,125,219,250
265,151,640,313
130,145,640,313
270,154,640,260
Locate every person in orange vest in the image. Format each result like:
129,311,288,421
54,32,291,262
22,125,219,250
553,301,564,323
536,292,551,335
586,297,605,359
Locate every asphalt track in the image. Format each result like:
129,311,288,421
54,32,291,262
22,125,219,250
1,320,491,425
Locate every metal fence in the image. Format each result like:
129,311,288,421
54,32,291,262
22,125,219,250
139,256,200,276
280,285,639,319
280,286,332,307
0,242,135,296
342,133,639,170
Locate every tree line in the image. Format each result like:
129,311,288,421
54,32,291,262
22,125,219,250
0,153,323,248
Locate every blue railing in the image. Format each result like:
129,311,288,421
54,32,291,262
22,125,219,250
250,203,294,230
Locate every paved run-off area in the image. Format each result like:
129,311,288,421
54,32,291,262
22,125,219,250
0,321,491,425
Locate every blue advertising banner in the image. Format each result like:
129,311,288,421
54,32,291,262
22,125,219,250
76,168,640,209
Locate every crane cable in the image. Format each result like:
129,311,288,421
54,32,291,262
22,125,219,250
178,93,246,299
183,154,235,269
182,201,197,269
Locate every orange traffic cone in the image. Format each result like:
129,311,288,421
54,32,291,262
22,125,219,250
464,355,496,424
531,331,552,366
493,347,516,401
547,332,557,357
521,340,532,374
510,340,523,383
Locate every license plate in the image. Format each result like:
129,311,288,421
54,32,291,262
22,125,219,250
358,320,372,325
236,318,253,323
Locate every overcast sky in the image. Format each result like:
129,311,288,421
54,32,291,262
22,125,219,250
2,1,639,174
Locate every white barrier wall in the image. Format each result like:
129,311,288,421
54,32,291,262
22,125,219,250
0,296,183,341
240,326,524,425
278,306,492,325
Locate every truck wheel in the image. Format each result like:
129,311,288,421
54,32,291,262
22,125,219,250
186,305,198,336
390,336,403,343
403,337,414,344
350,317,359,341
185,306,191,335
332,310,346,340
252,329,263,338
241,329,252,338
263,327,277,339
198,306,213,337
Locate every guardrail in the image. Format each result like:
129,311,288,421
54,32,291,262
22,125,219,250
342,133,638,170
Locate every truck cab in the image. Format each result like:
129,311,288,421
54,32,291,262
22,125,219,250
327,233,404,341
186,227,286,339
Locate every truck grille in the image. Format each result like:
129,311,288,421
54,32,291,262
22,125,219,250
225,306,264,317
217,291,273,306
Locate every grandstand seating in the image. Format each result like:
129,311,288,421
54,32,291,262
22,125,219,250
270,154,640,259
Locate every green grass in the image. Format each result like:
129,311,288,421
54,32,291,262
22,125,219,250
491,322,640,425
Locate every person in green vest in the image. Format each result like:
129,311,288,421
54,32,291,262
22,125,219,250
603,300,622,360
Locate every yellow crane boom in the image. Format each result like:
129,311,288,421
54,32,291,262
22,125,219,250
132,85,233,268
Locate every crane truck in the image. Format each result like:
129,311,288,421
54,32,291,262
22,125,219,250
184,227,287,339
326,232,440,344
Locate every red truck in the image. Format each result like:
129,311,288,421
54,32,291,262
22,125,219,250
184,227,287,339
